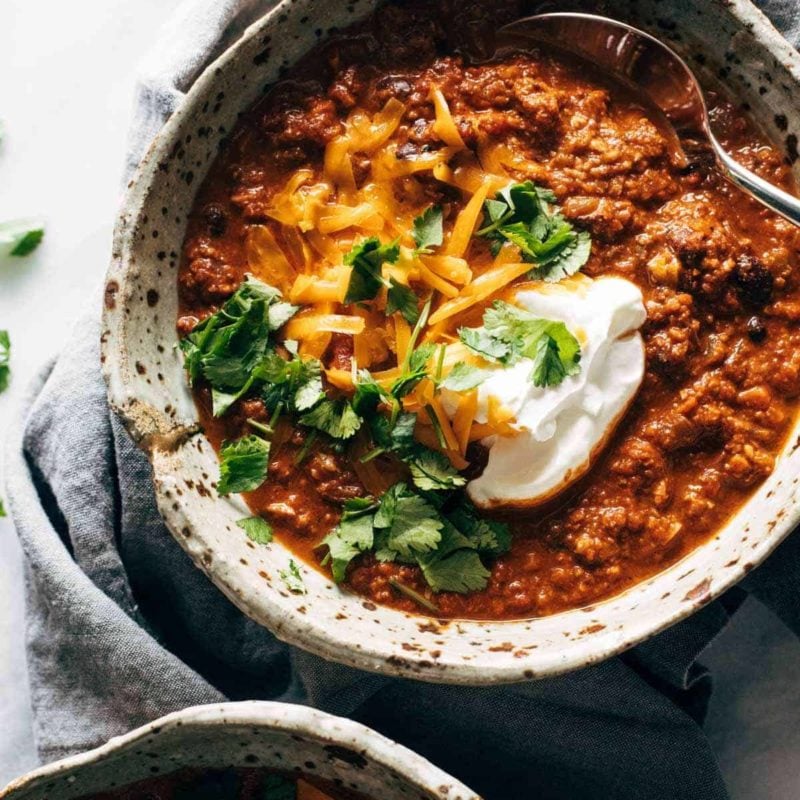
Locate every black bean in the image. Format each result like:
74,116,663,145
746,315,767,343
730,254,774,308
204,203,228,237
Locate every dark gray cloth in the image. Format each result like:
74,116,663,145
5,1,800,797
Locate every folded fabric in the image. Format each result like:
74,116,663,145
5,1,800,797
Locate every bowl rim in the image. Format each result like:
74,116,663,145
0,701,480,800
101,0,800,685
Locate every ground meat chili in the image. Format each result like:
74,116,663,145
178,0,800,620
77,767,370,800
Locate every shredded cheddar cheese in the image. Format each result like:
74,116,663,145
241,84,555,470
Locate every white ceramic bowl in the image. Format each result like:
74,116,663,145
0,702,479,800
102,0,800,684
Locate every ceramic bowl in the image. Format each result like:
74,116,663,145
0,702,479,800
102,0,800,684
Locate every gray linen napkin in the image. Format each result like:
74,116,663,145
5,1,800,797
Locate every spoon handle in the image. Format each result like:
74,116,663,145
711,134,800,226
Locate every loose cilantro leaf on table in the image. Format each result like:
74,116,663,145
299,397,362,440
0,218,45,257
476,181,591,281
412,205,444,254
459,301,581,387
0,330,9,393
217,435,271,495
344,237,421,324
279,559,307,594
236,516,273,545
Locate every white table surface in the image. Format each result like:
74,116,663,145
1,1,799,796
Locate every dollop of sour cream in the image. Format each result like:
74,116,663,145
444,275,647,509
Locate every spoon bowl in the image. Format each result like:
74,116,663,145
498,12,800,226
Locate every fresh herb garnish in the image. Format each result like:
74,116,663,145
440,362,492,392
373,483,443,561
299,397,362,440
321,483,508,594
0,498,6,518
321,497,378,582
344,237,420,324
477,181,591,281
0,219,45,257
459,301,581,387
236,516,273,545
0,330,9,394
180,276,300,416
412,205,444,254
217,435,271,496
279,558,307,594
408,449,466,491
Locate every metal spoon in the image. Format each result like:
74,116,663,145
497,12,800,226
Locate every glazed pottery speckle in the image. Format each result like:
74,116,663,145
102,0,800,684
0,702,480,800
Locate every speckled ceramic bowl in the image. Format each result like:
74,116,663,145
102,0,800,684
0,702,479,800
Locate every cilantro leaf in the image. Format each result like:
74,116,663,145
408,449,466,491
373,483,443,561
279,559,307,594
217,435,270,495
447,498,511,556
528,229,592,283
353,370,389,416
0,219,45,257
236,516,273,545
10,229,44,256
459,301,581,387
386,277,420,324
412,205,444,253
476,181,591,281
322,498,378,582
180,277,298,399
344,237,400,303
0,498,5,518
440,362,492,392
458,326,509,362
531,334,566,387
391,342,436,400
419,547,491,593
299,398,362,440
0,330,9,394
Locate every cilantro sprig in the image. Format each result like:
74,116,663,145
477,181,591,282
321,485,509,596
458,301,581,388
344,237,420,324
343,206,444,325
